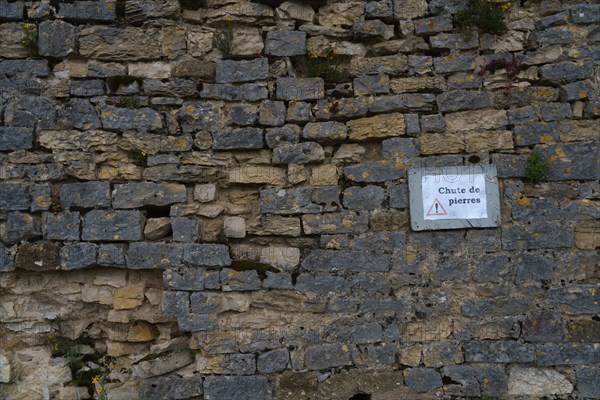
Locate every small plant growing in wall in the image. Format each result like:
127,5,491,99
294,48,349,88
118,95,141,109
455,0,509,36
477,53,522,94
127,147,148,167
21,23,37,57
525,148,551,184
212,21,235,57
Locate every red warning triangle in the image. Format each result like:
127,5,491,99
426,198,447,216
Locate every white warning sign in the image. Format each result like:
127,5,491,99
422,173,488,220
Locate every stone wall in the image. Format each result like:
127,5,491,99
0,0,599,399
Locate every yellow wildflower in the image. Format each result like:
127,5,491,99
23,23,31,30
140,151,147,156
92,375,101,384
97,387,103,393
53,343,59,351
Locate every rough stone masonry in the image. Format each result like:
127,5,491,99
0,0,599,399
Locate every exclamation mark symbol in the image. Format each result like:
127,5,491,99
435,203,439,214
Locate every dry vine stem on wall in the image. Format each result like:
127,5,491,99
0,0,599,399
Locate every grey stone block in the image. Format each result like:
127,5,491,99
369,93,436,113
544,142,598,181
539,61,593,84
514,121,559,146
100,106,163,132
266,30,306,56
353,74,390,96
112,182,186,209
228,103,258,126
190,292,220,314
161,291,189,318
0,183,31,210
502,222,573,250
60,243,97,270
302,212,369,235
515,253,553,283
286,101,312,122
177,101,223,133
140,375,203,400
304,344,352,370
43,212,80,241
536,343,600,366
383,137,419,159
0,127,33,151
549,285,600,315
0,242,13,272
262,271,293,289
0,0,24,20
127,242,183,269
177,314,217,332
183,244,231,267
98,244,125,267
365,0,394,19
259,186,340,215
5,96,57,129
6,212,41,243
212,127,264,150
258,349,289,374
220,268,260,291
200,83,268,101
415,14,453,35
344,160,405,183
389,184,408,209
163,267,205,290
204,376,270,400
441,366,480,397
353,19,393,39
273,142,325,165
532,26,580,46
58,98,101,130
0,60,49,94
38,20,77,58
421,114,446,132
172,217,198,242
404,368,443,393
448,72,483,89
538,102,572,121
431,32,478,50
259,100,286,126
265,125,300,148
70,79,105,97
295,274,350,295
82,210,142,241
521,311,565,342
343,185,385,210
302,249,389,273
218,353,256,375
570,4,600,24
472,253,510,283
57,1,116,21
405,113,420,134
276,78,324,101
464,341,534,363
60,182,110,209
433,53,477,73
437,90,492,112
216,58,269,83
560,80,594,102
143,79,197,97
576,366,600,399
